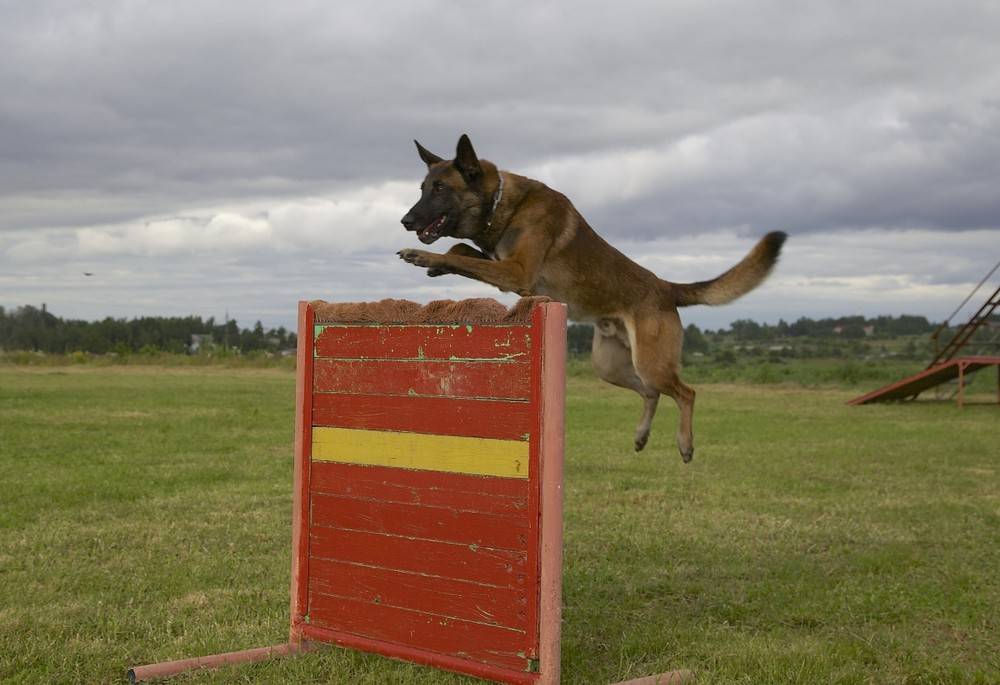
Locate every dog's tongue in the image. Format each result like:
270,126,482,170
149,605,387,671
418,215,446,241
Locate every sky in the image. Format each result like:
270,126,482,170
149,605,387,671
2,1,999,332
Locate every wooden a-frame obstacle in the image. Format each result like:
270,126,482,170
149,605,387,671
850,260,1000,407
128,297,691,684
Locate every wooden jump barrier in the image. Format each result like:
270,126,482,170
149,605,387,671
129,297,691,684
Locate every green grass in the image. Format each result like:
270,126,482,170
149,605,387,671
1,366,998,684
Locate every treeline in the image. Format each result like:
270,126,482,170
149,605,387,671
3,304,985,360
0,305,296,355
567,314,942,357
717,314,936,340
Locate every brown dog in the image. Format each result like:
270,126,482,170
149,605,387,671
399,134,785,462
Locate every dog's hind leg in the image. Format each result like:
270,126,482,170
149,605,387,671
627,310,697,463
590,324,660,452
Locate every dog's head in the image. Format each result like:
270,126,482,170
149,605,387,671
401,134,491,244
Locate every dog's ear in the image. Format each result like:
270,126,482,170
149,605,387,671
454,134,483,185
414,140,444,168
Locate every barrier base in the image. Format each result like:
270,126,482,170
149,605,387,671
127,641,318,683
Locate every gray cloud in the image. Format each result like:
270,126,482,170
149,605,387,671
1,1,998,327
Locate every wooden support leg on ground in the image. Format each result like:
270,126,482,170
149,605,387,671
127,642,318,683
957,361,965,409
611,669,695,684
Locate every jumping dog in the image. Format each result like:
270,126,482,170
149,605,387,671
399,134,785,462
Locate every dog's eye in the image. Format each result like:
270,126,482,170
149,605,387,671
433,182,444,192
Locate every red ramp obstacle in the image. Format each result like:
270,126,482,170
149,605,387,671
129,296,692,684
850,264,1000,407
848,356,1000,407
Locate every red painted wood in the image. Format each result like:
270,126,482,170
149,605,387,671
313,359,531,399
292,301,568,683
300,624,539,685
289,301,315,636
311,392,532,441
310,461,529,515
536,302,567,684
523,304,544,659
848,355,1000,404
311,493,530,551
314,324,531,361
309,527,527,589
307,592,530,672
128,643,313,682
308,558,528,629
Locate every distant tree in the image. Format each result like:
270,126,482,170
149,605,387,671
841,323,866,339
730,318,763,341
684,324,709,354
566,323,593,356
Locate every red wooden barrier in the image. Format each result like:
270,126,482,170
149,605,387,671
289,298,566,684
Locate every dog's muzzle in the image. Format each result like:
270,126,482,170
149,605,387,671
402,213,448,244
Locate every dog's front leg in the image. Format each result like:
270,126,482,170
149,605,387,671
397,248,447,272
427,243,489,277
398,248,537,296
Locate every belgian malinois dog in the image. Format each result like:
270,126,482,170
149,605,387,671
399,134,785,462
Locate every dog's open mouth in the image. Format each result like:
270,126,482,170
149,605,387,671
418,214,448,244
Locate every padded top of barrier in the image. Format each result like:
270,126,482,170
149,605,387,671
310,295,551,324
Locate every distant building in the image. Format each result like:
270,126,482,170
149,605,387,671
189,333,214,354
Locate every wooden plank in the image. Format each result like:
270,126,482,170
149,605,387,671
311,393,532,441
314,324,531,361
310,461,529,515
299,624,539,685
311,427,530,479
307,593,530,672
848,357,1000,405
289,301,315,638
309,527,527,588
536,302,567,684
308,558,528,629
313,359,531,400
311,493,530,551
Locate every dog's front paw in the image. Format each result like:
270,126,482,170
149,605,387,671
397,249,437,268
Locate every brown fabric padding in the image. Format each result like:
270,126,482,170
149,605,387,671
311,296,551,324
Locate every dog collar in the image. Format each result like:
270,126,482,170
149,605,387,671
486,170,504,229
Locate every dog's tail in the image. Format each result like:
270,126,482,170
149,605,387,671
672,231,787,307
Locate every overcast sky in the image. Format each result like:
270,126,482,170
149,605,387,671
2,1,998,331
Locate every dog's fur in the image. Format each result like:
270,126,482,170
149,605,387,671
399,134,786,462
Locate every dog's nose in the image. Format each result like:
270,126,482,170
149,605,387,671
401,214,415,230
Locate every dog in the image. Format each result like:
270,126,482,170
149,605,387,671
398,134,785,462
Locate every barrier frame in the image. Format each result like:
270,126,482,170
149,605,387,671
288,299,566,683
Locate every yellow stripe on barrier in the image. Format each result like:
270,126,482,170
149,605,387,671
311,427,529,478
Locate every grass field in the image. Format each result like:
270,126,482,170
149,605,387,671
1,365,998,684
